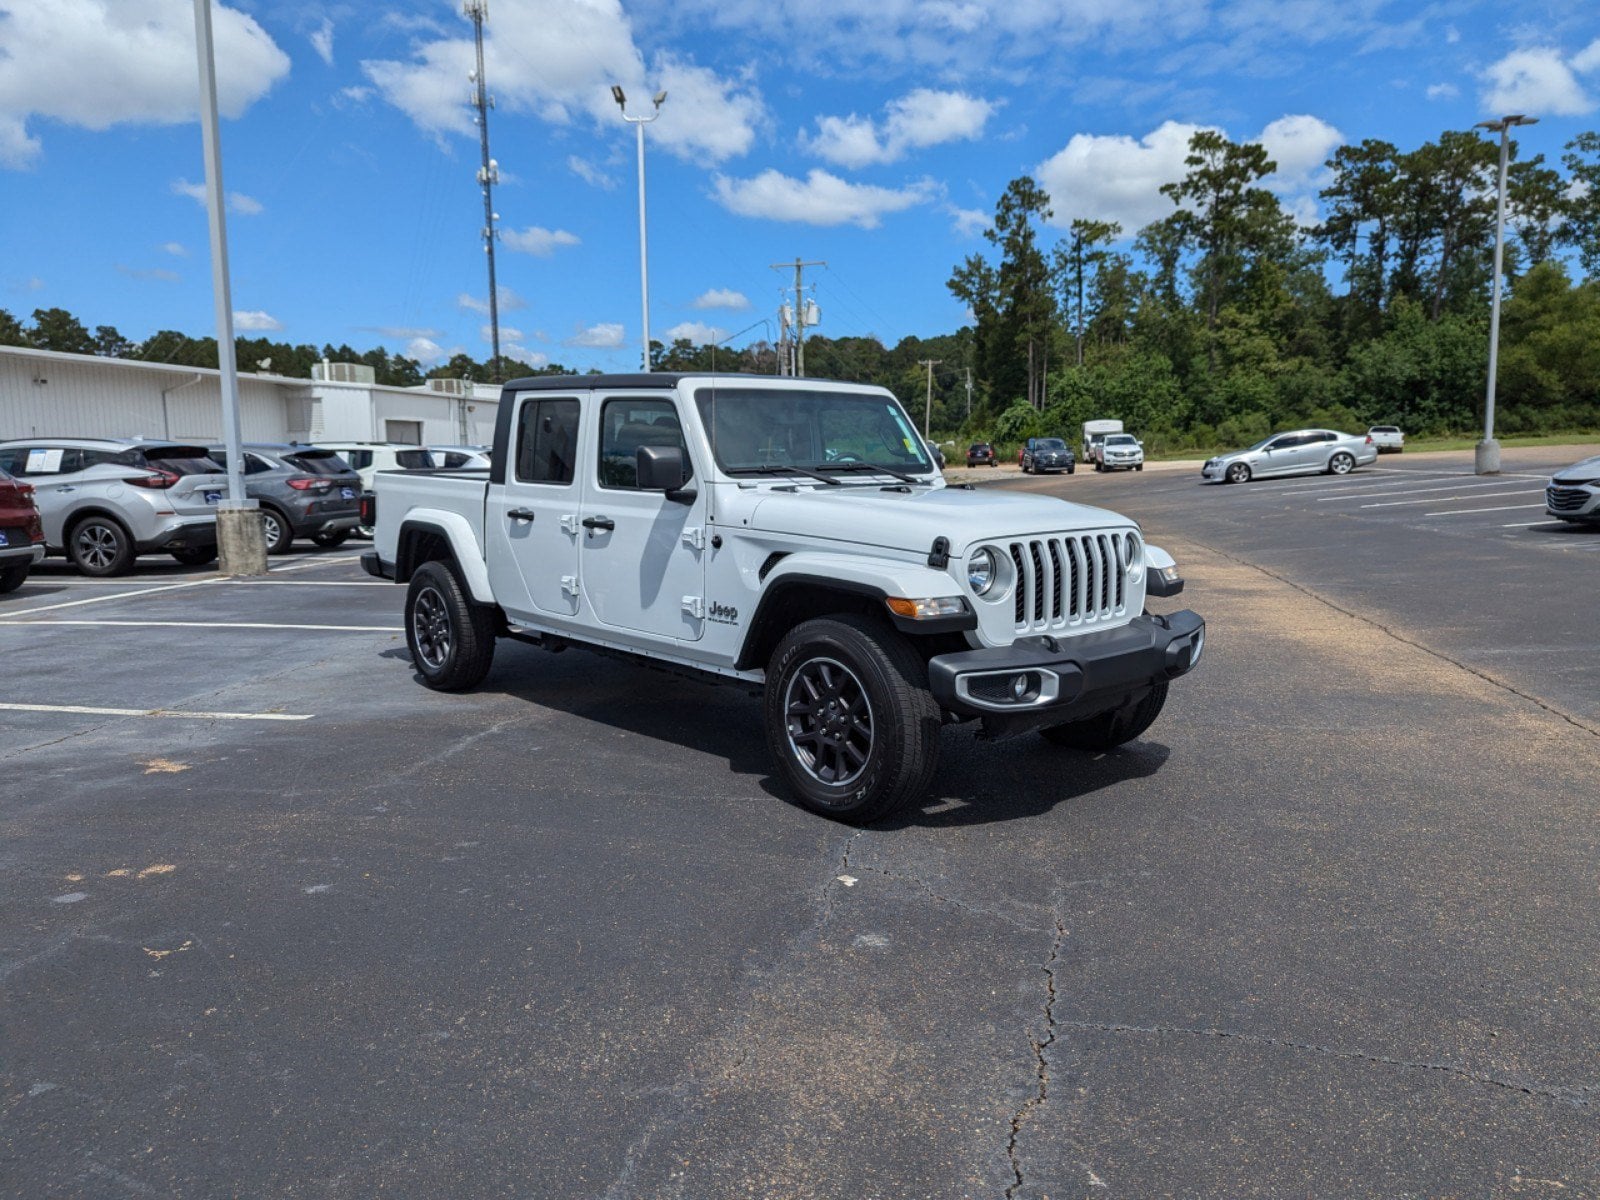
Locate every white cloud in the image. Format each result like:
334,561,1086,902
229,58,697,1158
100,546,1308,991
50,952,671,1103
160,241,187,256
568,155,616,189
566,322,626,348
310,18,335,67
171,178,264,215
712,168,936,228
691,288,750,311
457,287,528,315
337,85,373,106
0,0,289,169
233,310,283,331
1426,82,1460,100
502,344,549,367
805,89,996,168
1036,115,1343,233
500,226,581,256
406,336,446,364
947,205,989,236
1256,114,1343,189
1575,39,1600,75
1481,47,1594,117
361,0,765,165
664,320,727,344
483,324,525,342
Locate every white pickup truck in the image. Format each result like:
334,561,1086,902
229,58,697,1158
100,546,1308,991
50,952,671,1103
365,374,1204,823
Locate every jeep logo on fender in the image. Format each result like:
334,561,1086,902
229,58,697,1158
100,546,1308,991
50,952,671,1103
708,601,739,625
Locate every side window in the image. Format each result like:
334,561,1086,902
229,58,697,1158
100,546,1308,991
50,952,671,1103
395,449,434,469
598,398,689,490
0,448,23,475
515,397,580,485
243,453,273,474
20,446,77,475
346,450,372,470
1270,435,1301,450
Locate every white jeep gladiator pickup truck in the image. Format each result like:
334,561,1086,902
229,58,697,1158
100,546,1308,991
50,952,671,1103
364,374,1204,823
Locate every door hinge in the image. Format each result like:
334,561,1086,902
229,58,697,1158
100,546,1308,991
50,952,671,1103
682,596,705,619
681,526,705,550
559,513,580,535
560,575,580,597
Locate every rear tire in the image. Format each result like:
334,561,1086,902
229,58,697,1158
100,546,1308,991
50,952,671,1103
260,508,294,555
171,546,217,566
68,516,134,577
405,560,496,691
1041,683,1169,752
0,563,28,594
311,530,350,549
1328,452,1356,475
764,615,941,824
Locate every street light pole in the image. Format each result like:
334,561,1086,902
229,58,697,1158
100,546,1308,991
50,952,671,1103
612,86,665,373
1474,113,1537,475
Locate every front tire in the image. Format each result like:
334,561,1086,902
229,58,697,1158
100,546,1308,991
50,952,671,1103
68,516,134,577
1041,683,1169,752
764,615,941,824
0,563,28,594
1328,452,1355,475
1225,462,1252,484
1135,464,1143,472
405,561,496,691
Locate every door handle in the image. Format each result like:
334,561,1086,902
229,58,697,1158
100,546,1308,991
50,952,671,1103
56,485,76,492
507,508,536,522
581,515,615,532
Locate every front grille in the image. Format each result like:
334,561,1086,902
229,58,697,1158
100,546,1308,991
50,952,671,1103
1547,486,1591,513
1008,532,1130,633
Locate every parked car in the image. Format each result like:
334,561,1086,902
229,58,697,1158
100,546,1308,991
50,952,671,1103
1095,433,1145,472
1545,454,1600,524
207,443,363,554
315,443,437,536
426,445,493,470
966,442,997,467
0,465,46,594
1201,429,1378,484
924,439,946,470
1020,437,1076,474
1368,425,1405,453
0,438,227,575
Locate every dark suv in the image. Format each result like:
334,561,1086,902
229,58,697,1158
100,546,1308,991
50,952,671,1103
966,442,997,467
1020,437,1075,475
207,444,363,554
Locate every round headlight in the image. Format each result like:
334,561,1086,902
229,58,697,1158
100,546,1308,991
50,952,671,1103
1124,531,1144,580
968,547,996,595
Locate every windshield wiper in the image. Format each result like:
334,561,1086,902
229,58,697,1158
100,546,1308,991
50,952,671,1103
815,461,923,484
725,464,840,486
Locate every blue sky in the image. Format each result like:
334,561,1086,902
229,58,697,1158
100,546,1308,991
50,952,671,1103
2,0,1599,374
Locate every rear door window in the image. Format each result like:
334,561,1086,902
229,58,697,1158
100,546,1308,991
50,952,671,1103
395,449,435,469
516,398,581,485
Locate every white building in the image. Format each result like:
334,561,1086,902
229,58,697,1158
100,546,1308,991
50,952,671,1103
0,345,501,446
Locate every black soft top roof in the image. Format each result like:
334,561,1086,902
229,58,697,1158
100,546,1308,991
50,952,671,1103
501,372,849,393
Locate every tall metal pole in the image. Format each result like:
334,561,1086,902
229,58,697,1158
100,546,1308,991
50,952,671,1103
192,0,264,573
613,88,665,372
1474,113,1537,476
466,0,501,382
770,257,825,377
920,359,941,437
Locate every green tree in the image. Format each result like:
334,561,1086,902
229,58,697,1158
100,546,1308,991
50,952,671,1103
1559,132,1600,278
1053,218,1121,365
0,309,28,347
28,307,96,354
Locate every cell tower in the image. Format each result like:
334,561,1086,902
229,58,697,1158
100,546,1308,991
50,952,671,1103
465,0,501,382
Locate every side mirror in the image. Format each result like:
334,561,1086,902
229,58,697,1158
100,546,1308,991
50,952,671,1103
636,444,695,502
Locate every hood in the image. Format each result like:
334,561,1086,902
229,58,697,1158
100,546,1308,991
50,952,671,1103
1553,455,1600,482
743,485,1132,553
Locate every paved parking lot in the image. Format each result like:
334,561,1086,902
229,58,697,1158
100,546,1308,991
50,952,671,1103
3,454,1598,1198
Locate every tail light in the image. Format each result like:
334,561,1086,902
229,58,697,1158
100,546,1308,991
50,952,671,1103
286,476,333,492
16,482,33,500
1365,435,1374,444
125,470,180,489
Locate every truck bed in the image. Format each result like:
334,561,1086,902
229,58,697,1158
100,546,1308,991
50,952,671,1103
372,468,490,567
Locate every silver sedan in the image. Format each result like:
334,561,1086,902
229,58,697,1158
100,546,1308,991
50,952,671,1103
1201,429,1378,484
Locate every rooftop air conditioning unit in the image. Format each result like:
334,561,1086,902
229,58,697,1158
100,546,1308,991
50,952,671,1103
427,377,470,396
312,361,376,384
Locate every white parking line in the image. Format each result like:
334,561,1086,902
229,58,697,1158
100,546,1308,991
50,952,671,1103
1317,480,1534,501
1502,519,1559,527
1423,503,1546,517
0,701,312,721
0,619,400,632
269,554,365,573
225,580,390,587
0,577,222,618
1361,488,1539,509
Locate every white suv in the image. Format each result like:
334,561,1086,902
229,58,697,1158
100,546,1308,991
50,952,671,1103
315,443,437,536
1095,433,1145,472
0,439,229,575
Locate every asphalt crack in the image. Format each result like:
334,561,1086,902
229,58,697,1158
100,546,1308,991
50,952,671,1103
1061,1020,1597,1108
1005,914,1066,1199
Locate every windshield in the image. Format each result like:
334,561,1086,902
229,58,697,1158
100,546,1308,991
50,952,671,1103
1036,439,1067,451
1242,438,1274,453
1106,435,1136,446
694,387,933,475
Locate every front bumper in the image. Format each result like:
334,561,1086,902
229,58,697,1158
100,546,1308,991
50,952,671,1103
928,610,1204,738
1547,483,1600,521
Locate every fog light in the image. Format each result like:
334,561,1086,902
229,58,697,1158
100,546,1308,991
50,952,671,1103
1011,674,1029,700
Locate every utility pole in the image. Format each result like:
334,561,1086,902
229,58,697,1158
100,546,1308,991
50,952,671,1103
465,0,501,382
965,367,973,419
1474,113,1538,476
919,359,941,438
771,257,825,376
